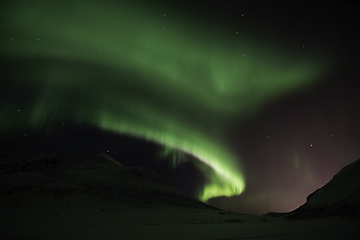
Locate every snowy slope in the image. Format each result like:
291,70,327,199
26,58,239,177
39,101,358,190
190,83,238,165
284,159,360,219
0,152,255,226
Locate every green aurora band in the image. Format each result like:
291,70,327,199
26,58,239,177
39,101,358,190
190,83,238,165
0,0,327,202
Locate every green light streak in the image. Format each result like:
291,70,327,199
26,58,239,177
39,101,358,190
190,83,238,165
0,0,327,202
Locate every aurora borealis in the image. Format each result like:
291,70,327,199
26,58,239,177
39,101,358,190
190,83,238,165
1,0,359,214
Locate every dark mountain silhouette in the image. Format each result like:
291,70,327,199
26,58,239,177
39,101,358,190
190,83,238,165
267,159,360,220
0,152,217,210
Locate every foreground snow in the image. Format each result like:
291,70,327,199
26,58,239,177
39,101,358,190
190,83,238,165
1,216,359,240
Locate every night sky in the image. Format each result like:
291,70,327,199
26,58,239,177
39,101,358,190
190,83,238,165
1,0,359,215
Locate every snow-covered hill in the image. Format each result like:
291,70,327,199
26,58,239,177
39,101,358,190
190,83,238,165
0,152,252,226
269,159,360,219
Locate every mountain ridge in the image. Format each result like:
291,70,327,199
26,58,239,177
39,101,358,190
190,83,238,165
267,158,360,219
